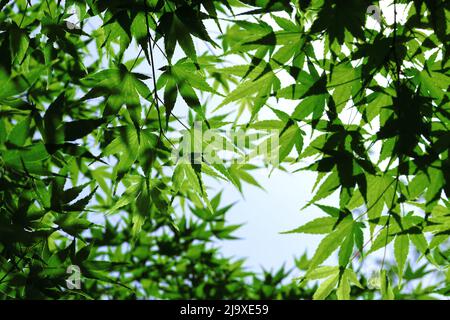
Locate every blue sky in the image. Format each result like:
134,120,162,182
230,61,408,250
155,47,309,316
209,169,326,272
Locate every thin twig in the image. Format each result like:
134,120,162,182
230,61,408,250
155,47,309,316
392,0,401,85
142,2,163,136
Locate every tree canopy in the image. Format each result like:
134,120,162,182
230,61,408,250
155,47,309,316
0,0,449,300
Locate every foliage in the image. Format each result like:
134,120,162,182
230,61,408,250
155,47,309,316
0,0,449,299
